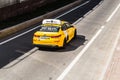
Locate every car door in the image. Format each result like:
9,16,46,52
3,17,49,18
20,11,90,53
61,24,69,42
65,23,74,40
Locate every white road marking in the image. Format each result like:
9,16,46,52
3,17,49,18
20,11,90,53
106,3,120,22
57,2,120,79
0,1,90,45
56,26,105,80
0,26,40,45
99,32,120,80
56,0,90,19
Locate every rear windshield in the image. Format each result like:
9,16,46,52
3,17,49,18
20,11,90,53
39,26,60,32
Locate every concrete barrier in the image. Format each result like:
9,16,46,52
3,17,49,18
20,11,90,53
0,0,83,39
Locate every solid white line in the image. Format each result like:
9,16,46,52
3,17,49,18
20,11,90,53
55,0,90,19
99,32,120,80
0,26,40,45
0,1,90,45
106,3,120,22
56,26,105,80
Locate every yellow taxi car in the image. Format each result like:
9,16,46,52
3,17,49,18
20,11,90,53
33,19,77,47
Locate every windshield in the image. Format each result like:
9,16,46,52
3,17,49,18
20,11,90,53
39,26,60,32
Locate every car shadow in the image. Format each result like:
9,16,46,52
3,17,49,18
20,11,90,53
3,35,86,69
38,35,87,52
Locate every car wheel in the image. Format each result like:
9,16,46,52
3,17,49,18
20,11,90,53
73,29,77,39
63,38,67,48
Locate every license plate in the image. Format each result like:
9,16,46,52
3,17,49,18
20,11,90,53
40,36,50,39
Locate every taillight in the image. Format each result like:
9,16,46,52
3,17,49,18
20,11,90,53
51,35,61,38
34,34,40,37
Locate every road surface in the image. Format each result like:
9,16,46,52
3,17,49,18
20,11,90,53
0,0,120,80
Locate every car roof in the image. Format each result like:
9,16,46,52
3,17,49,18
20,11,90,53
41,19,67,27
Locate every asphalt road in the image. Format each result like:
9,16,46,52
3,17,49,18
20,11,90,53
0,0,101,68
0,0,120,80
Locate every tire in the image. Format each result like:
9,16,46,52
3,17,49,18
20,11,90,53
63,38,67,48
73,29,77,39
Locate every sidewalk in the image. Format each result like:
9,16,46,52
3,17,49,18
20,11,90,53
104,34,120,80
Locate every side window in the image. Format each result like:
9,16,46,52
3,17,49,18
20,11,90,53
61,24,67,30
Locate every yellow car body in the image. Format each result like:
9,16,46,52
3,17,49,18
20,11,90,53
33,19,76,47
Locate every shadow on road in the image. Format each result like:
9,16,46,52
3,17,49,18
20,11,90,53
38,35,87,52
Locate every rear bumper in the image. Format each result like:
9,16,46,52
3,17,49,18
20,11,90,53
33,44,60,48
33,38,64,48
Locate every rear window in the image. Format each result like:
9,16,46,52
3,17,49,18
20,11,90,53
39,26,60,32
